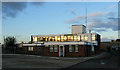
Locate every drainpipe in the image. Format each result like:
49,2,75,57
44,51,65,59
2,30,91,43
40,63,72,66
59,45,60,57
36,44,38,55
84,42,87,57
13,46,15,54
25,47,26,55
63,45,65,57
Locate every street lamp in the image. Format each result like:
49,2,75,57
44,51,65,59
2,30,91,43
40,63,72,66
25,47,26,55
14,47,16,54
100,50,105,64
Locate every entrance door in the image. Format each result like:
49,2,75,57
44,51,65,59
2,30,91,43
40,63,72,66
60,46,63,56
59,45,65,57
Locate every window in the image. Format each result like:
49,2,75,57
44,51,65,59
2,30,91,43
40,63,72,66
74,36,80,41
77,36,80,41
43,37,46,41
84,35,88,41
54,36,61,42
37,37,40,42
64,36,67,41
71,36,73,41
33,37,37,42
92,34,96,41
54,45,58,52
50,45,53,52
61,36,64,42
67,36,71,41
72,45,75,52
40,37,43,41
49,45,58,52
75,45,78,52
48,37,52,41
67,36,73,41
52,37,55,41
74,36,77,41
69,45,72,52
57,36,60,41
28,47,33,51
39,37,43,42
69,45,78,52
45,37,48,41
81,35,84,41
55,36,57,41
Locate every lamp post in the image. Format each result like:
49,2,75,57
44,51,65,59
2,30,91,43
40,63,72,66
25,47,26,55
36,44,38,55
100,49,104,64
14,47,16,54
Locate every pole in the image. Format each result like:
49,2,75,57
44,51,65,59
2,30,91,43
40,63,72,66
86,8,87,27
100,50,104,64
25,47,26,55
14,47,15,54
85,8,88,33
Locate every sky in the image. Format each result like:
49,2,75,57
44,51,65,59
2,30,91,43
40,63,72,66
2,2,118,43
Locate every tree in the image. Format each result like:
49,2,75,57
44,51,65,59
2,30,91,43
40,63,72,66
4,36,16,46
4,36,16,52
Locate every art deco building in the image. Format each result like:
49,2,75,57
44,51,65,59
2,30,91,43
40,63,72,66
22,25,100,57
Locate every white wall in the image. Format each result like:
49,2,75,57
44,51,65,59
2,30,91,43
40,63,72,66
72,25,86,34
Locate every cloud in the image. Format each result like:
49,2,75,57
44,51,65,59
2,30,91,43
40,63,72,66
92,28,107,32
64,16,85,23
87,17,118,32
65,11,117,32
2,2,27,18
65,11,109,24
88,12,108,17
107,12,116,17
108,4,116,9
2,2,44,19
101,37,116,42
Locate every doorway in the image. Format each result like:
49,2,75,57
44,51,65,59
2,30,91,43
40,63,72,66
59,45,65,57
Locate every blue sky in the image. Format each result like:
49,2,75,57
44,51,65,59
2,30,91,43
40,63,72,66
2,2,118,43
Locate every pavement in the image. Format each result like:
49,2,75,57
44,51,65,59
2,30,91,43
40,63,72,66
2,52,114,70
2,54,93,69
61,51,120,70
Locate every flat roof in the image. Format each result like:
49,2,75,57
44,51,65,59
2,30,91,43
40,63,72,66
22,41,95,46
22,44,44,46
72,25,86,27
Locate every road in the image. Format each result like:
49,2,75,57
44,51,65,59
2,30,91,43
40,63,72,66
2,51,120,70
2,54,94,69
61,51,120,70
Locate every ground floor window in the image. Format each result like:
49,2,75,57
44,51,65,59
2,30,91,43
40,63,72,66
69,45,78,52
75,45,78,52
50,45,53,52
49,45,58,52
28,47,33,51
69,45,72,52
54,45,58,52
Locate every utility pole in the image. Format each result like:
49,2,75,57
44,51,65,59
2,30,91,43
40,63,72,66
85,8,87,27
85,8,88,33
25,47,26,55
100,51,105,64
118,1,120,39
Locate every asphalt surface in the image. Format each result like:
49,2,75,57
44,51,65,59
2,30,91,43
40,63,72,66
2,54,94,69
2,51,120,70
61,51,120,70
